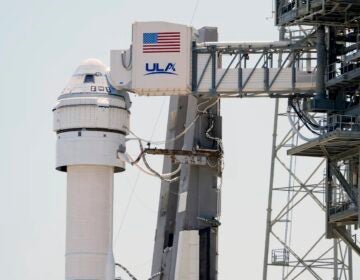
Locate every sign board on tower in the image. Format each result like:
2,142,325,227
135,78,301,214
131,21,194,96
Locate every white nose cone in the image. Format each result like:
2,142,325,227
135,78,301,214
62,58,112,95
53,58,130,172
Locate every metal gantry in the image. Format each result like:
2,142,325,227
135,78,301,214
150,2,360,278
261,1,360,279
151,29,222,280
275,0,360,27
191,30,318,98
263,102,354,279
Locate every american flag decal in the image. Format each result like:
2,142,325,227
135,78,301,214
143,32,181,53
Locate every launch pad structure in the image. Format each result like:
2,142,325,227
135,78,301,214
53,0,360,279
263,1,360,280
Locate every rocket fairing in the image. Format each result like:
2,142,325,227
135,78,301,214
53,59,130,280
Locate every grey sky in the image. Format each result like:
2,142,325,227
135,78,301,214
2,0,354,279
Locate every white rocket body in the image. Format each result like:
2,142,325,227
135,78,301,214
53,59,130,280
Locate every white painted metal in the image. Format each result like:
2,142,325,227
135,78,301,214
56,130,126,172
111,24,316,96
54,59,130,280
53,95,129,132
109,49,132,90
61,58,111,95
196,53,316,93
66,165,115,280
129,21,194,95
174,155,208,165
177,192,188,213
54,59,129,173
174,230,200,280
197,40,292,48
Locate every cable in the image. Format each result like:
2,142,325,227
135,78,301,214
289,99,321,135
142,157,180,182
127,99,222,181
289,98,325,134
126,139,181,179
126,98,219,146
125,152,157,176
120,140,181,182
287,106,317,142
148,271,162,280
115,98,221,280
205,119,224,154
158,164,181,178
190,0,200,25
116,98,219,246
114,97,167,245
141,147,180,183
149,97,167,139
197,97,220,114
115,263,138,280
127,115,199,145
135,98,221,178
121,46,132,70
294,99,323,129
114,170,141,246
127,152,181,181
115,263,162,280
205,118,225,175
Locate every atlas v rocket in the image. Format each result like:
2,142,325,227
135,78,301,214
53,59,130,279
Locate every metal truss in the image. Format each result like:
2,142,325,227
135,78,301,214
191,27,317,98
262,100,354,279
276,0,360,27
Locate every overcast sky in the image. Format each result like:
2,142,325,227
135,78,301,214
1,0,358,279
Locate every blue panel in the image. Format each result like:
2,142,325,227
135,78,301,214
143,33,158,44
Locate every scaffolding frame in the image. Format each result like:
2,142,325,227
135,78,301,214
191,30,318,98
263,100,354,279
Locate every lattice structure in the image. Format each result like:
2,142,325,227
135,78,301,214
263,100,354,279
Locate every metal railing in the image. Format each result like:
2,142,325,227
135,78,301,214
279,0,296,14
352,234,359,246
329,166,355,216
278,0,312,15
319,114,360,134
330,200,353,216
327,61,360,81
271,249,290,266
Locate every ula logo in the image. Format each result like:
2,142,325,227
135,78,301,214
145,63,177,76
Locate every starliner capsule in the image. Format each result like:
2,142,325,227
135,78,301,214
53,59,130,280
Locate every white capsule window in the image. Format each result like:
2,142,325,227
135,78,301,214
84,74,95,83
